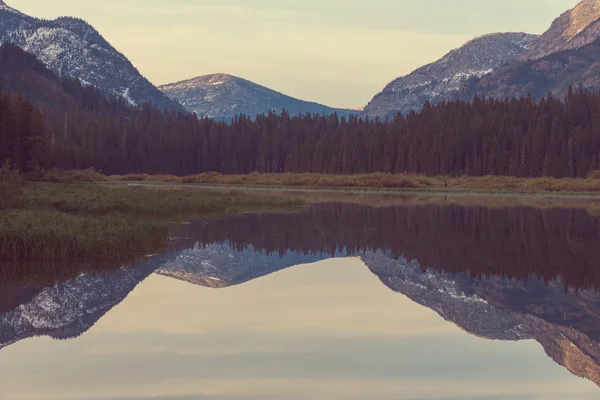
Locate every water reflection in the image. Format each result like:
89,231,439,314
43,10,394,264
1,202,600,396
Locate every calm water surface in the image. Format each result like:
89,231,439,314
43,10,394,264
1,201,600,399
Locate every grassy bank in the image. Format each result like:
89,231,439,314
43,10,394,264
1,176,305,265
41,169,600,195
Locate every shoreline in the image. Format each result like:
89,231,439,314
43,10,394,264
107,181,600,201
43,169,600,198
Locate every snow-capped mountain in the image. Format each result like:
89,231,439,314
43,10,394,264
522,0,600,60
363,32,538,118
159,73,355,121
0,1,180,110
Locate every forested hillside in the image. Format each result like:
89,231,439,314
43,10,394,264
2,44,600,179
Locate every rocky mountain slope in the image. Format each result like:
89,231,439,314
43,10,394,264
159,73,355,121
0,1,180,111
363,33,538,118
459,38,600,101
522,0,600,60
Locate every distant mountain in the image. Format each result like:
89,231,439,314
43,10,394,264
159,73,355,121
0,1,180,111
363,32,538,118
522,0,600,60
458,38,600,101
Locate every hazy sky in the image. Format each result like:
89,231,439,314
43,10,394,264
9,0,581,108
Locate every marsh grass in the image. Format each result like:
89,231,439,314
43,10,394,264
24,183,305,217
0,211,168,262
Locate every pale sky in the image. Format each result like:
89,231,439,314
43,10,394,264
10,0,582,108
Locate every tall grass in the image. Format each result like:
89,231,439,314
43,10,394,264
0,161,23,210
0,211,168,262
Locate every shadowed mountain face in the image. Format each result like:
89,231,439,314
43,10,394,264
0,2,180,110
1,203,600,387
159,74,355,121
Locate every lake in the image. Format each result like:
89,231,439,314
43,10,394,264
1,200,600,399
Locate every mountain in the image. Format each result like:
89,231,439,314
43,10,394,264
363,32,538,118
458,38,600,101
0,1,180,111
522,0,600,60
159,73,355,121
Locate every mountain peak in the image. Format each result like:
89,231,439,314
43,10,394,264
523,0,600,59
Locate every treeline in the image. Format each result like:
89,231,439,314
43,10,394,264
176,203,600,291
0,93,47,172
46,88,600,178
5,43,600,177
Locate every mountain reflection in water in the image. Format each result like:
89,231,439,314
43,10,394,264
1,202,600,395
